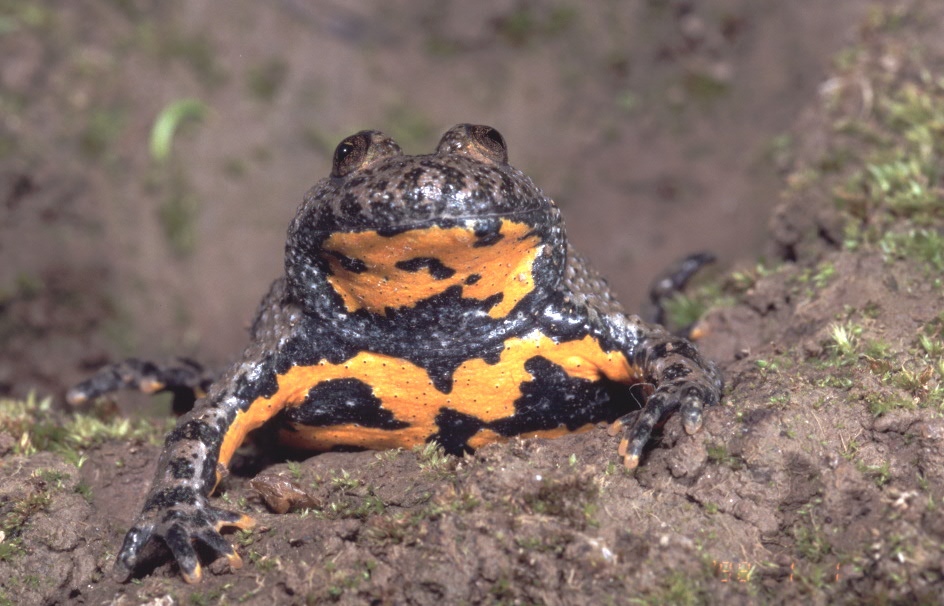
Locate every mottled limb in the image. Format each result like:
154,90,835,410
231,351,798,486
114,493,254,584
613,329,722,469
643,252,715,326
67,358,213,414
610,381,714,468
110,348,288,583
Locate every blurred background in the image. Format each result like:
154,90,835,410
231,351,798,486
0,0,870,400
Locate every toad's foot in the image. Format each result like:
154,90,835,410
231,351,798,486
114,494,255,584
609,377,718,469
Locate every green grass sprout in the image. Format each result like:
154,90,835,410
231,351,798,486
149,98,209,162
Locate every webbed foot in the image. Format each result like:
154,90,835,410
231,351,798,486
609,376,718,469
114,497,255,583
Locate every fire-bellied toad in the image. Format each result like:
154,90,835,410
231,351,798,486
70,124,722,583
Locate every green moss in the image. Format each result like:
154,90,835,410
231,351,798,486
413,441,452,474
641,570,709,606
862,338,893,361
0,1,56,31
188,590,217,606
865,392,915,417
319,560,377,602
662,282,733,333
514,534,567,555
247,550,279,574
826,321,862,364
880,229,944,273
615,89,640,113
0,393,168,465
917,333,944,358
831,65,944,251
0,488,52,561
74,481,93,503
519,472,599,528
793,519,831,563
328,469,361,491
791,261,839,299
661,293,708,333
286,460,303,480
859,461,892,487
362,491,478,546
706,443,742,469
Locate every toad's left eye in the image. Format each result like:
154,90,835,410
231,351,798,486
331,131,403,178
331,133,371,178
467,125,508,164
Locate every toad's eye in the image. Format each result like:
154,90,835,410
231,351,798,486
331,131,403,178
473,126,507,161
435,124,509,164
466,124,509,164
335,142,355,164
331,133,370,178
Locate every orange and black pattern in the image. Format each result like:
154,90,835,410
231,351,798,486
71,124,722,584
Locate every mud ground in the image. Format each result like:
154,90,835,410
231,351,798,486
2,1,944,604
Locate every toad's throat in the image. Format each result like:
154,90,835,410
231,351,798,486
322,219,543,319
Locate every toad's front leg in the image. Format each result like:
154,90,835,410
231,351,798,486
610,316,723,468
114,368,287,583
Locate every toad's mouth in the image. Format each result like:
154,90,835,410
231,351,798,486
314,207,545,236
312,193,550,235
319,217,545,319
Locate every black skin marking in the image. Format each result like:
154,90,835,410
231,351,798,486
399,167,426,192
465,273,481,285
169,458,196,480
472,218,505,247
488,356,633,437
73,124,722,585
166,419,221,446
143,486,199,512
281,378,410,429
429,408,483,455
279,283,511,394
474,232,504,247
325,250,368,273
339,193,364,219
519,228,541,242
633,339,700,370
661,362,693,382
395,257,457,280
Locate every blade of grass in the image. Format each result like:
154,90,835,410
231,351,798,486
149,99,208,162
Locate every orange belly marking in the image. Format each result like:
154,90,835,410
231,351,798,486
217,332,641,462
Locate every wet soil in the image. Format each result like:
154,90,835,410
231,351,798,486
2,1,944,604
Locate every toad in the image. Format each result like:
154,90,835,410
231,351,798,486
70,124,722,582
